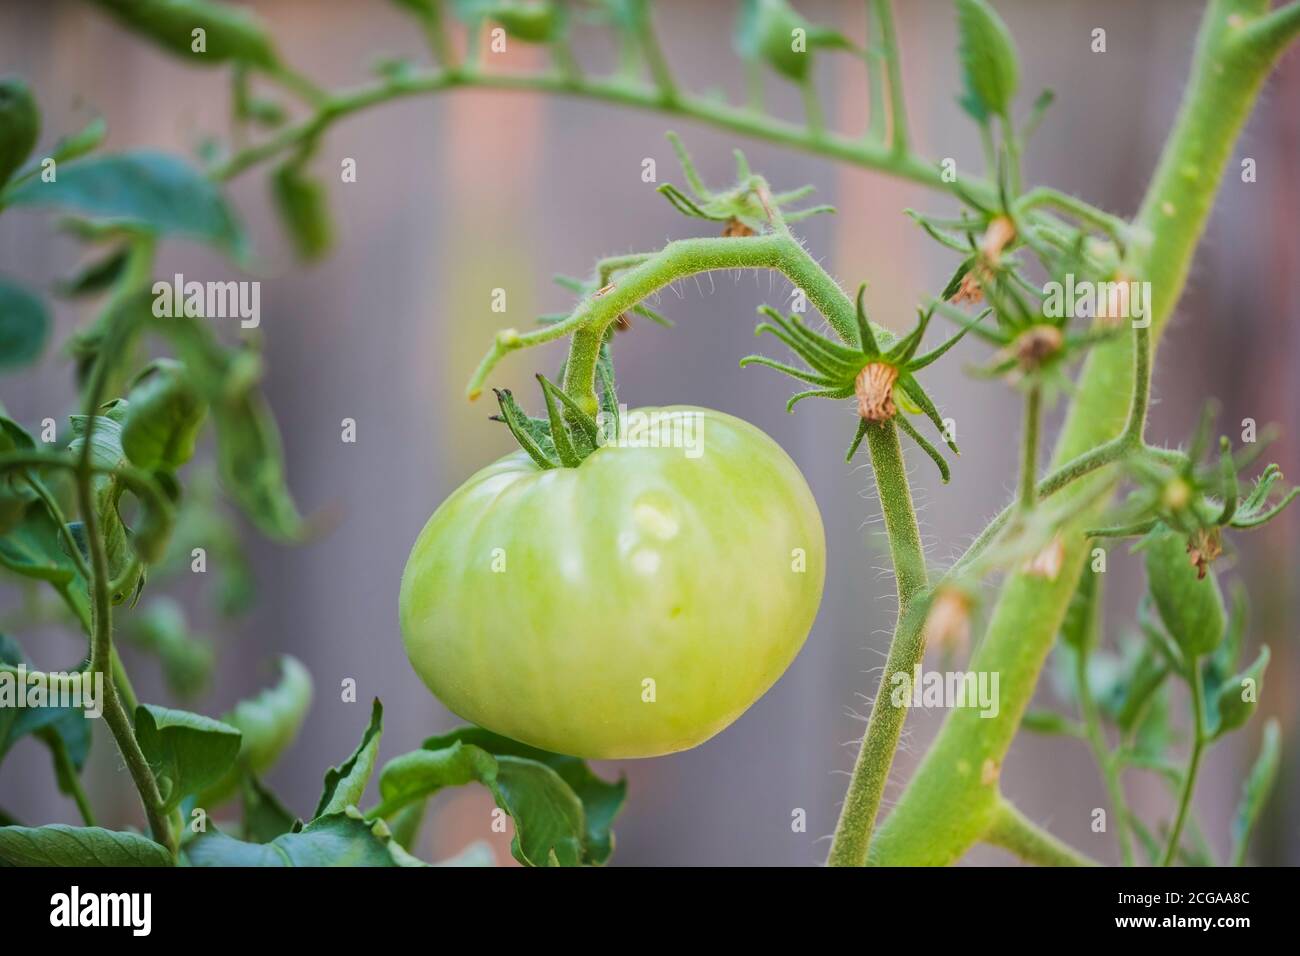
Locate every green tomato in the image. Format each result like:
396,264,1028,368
400,406,825,759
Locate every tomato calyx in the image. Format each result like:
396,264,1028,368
491,362,619,470
1086,404,1299,558
741,284,979,483
656,132,834,235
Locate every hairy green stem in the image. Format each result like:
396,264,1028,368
636,5,678,102
69,240,175,856
18,468,141,710
826,420,928,866
1018,386,1041,511
984,799,1098,867
210,68,990,203
800,80,825,137
1017,187,1133,247
869,0,1298,866
1162,659,1206,866
23,474,92,584
76,458,171,850
497,229,862,413
870,0,910,152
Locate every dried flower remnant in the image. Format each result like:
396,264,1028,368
1022,535,1065,581
1187,527,1223,579
723,217,756,238
855,363,899,422
924,587,973,659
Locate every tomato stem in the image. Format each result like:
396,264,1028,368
72,237,178,859
826,420,928,867
1162,658,1207,866
1017,385,1041,511
984,799,1099,867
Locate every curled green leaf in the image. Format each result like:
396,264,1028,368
196,656,313,808
0,76,40,188
1214,646,1269,738
88,0,280,68
0,277,50,373
134,704,242,813
121,358,208,471
271,160,334,261
955,0,1020,120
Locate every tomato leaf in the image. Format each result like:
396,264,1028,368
48,116,108,166
122,597,215,700
1060,563,1101,652
68,412,146,600
954,0,1019,120
378,741,585,866
5,151,246,257
240,775,300,843
87,0,280,69
387,798,427,853
212,387,307,540
0,634,92,783
1231,718,1280,865
155,317,308,540
55,246,130,298
0,76,39,188
313,699,384,819
1019,710,1084,737
453,0,565,44
186,811,406,867
271,160,334,261
1131,684,1172,760
196,656,313,808
134,704,242,813
1112,645,1169,734
734,0,854,83
121,358,208,471
0,463,92,628
422,725,627,865
0,277,50,372
0,824,172,866
1212,646,1269,738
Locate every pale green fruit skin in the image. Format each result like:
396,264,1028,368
399,407,826,759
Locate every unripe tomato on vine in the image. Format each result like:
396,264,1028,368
400,404,825,759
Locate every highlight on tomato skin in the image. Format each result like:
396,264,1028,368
398,406,827,760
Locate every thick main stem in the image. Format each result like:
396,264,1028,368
826,421,928,867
